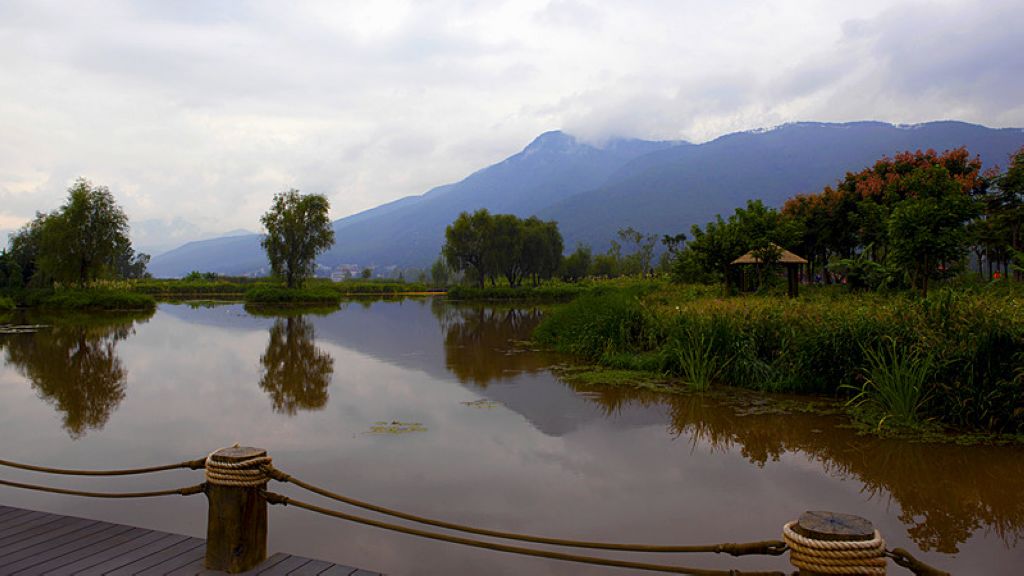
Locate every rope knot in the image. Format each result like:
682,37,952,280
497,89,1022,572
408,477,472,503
204,448,272,488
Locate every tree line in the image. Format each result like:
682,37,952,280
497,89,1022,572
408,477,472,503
1,179,150,289
442,210,563,288
666,146,1024,295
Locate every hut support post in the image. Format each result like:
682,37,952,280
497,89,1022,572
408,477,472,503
787,265,799,298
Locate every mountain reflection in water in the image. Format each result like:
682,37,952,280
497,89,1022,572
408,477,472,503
438,303,1024,554
0,299,1020,572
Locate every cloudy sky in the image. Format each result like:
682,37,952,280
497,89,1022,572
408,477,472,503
1,0,1022,254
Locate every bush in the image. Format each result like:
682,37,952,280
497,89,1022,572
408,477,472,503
534,283,1024,433
244,285,343,305
40,290,156,311
0,296,14,312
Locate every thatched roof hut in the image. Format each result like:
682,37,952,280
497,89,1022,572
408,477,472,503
730,243,807,297
731,243,808,266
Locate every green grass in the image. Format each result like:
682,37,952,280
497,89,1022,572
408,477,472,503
846,338,935,430
0,296,14,312
331,280,435,294
39,289,156,311
534,281,1024,434
244,285,343,305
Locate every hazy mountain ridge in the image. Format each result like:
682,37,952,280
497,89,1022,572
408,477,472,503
148,121,1024,278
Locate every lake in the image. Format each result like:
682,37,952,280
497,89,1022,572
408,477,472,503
1,298,1022,574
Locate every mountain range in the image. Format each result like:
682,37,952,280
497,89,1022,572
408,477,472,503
148,121,1024,278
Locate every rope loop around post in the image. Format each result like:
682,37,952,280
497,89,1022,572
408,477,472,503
204,447,272,488
783,520,887,575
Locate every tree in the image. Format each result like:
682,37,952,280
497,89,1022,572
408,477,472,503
617,227,657,276
888,164,977,295
38,179,135,286
430,258,450,288
444,209,493,288
260,189,335,288
561,244,592,282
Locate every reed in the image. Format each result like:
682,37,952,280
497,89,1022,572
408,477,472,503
534,282,1024,433
847,338,934,429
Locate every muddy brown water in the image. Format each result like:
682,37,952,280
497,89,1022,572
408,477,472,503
0,299,1021,575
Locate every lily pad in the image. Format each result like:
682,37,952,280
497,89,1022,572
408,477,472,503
366,420,427,435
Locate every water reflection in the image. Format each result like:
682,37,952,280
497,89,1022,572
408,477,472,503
566,381,1024,553
433,301,556,386
258,315,334,414
0,311,152,439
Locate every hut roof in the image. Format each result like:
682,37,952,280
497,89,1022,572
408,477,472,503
731,243,808,265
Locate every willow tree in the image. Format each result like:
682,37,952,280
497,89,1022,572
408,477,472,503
260,189,335,288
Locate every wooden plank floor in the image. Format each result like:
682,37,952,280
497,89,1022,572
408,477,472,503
0,506,382,576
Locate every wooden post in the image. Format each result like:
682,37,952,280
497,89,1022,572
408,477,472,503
205,446,268,573
793,511,876,575
787,265,799,298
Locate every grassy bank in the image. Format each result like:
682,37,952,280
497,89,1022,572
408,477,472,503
446,278,658,301
244,285,344,305
27,289,157,311
534,282,1024,435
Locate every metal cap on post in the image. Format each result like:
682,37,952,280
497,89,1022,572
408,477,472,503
204,446,270,573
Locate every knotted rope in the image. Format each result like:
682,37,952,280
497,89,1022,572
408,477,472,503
204,448,272,488
783,520,887,575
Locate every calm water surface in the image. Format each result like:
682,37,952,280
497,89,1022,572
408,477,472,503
1,299,1021,575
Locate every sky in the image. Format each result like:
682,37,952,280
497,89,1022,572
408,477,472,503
1,0,1022,254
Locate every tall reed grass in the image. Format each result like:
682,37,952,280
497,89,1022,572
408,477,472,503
534,283,1024,433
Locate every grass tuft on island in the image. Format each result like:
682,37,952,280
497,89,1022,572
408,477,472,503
533,280,1024,436
244,285,344,305
35,289,156,311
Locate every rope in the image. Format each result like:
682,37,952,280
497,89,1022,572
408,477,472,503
204,450,271,487
0,457,206,475
782,520,885,575
0,477,204,498
264,492,786,576
265,466,786,556
885,549,951,576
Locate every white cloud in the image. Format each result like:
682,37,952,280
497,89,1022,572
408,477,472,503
0,0,1020,246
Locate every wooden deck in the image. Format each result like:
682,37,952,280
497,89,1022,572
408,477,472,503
0,505,382,576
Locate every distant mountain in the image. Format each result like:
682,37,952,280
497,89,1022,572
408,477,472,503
148,121,1024,278
149,132,681,276
543,121,1024,251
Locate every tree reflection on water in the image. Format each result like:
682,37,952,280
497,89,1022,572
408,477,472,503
0,311,152,439
433,300,556,386
567,381,1024,554
258,315,334,414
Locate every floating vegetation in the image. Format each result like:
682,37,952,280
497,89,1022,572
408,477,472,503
461,399,500,409
366,420,427,435
0,324,50,335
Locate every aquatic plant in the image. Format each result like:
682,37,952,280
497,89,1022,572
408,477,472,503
847,338,934,429
673,333,729,392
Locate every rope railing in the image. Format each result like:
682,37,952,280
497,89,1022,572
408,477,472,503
0,477,204,498
264,465,786,556
0,447,951,576
0,456,206,475
264,491,786,576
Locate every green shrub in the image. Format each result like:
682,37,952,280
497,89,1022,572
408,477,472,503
846,338,935,429
534,282,1024,433
244,285,343,305
0,296,14,312
41,290,156,311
